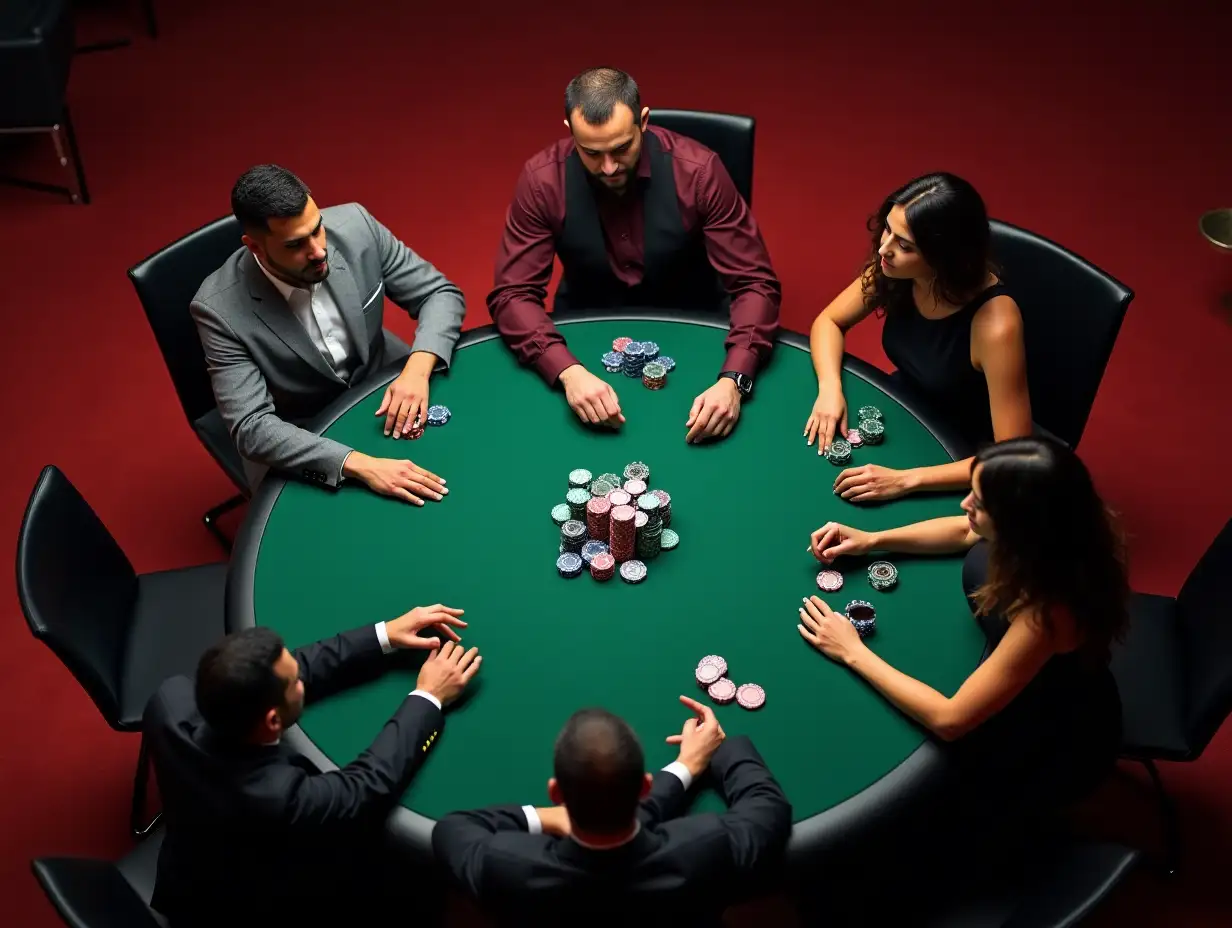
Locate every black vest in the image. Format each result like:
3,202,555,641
554,131,726,316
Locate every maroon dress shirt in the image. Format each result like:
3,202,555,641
487,126,781,384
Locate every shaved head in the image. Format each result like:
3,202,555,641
553,708,645,833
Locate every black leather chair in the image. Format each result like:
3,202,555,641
651,108,756,206
32,826,166,927
128,216,248,549
1110,517,1232,873
17,465,226,837
989,220,1133,449
0,0,89,203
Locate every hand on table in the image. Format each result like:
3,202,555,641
798,595,864,665
533,805,573,837
386,604,467,650
807,521,874,563
415,641,482,706
377,353,436,438
833,463,916,502
685,379,741,444
343,451,448,506
666,695,726,778
804,385,847,454
559,364,624,428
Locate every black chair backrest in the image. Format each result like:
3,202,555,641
17,466,137,730
1175,518,1232,752
0,0,73,127
127,216,243,427
651,109,756,206
31,857,164,928
989,220,1133,449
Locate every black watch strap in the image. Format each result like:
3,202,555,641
718,371,753,396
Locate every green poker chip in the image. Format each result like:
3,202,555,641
826,439,853,466
858,418,885,445
868,560,898,591
856,405,883,421
596,472,622,490
565,487,590,518
660,528,679,550
590,479,615,498
551,503,572,525
568,468,593,489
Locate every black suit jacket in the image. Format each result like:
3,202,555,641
432,736,791,927
146,626,441,924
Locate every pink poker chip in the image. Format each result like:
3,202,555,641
708,678,737,704
696,662,723,688
736,683,766,710
816,570,844,592
847,429,864,447
698,654,728,677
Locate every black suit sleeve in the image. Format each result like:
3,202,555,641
432,804,531,897
293,625,387,704
637,769,690,828
709,736,792,871
283,693,443,828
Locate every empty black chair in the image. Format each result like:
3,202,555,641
651,109,755,206
128,216,248,549
0,0,89,203
989,220,1133,449
32,826,166,927
1109,517,1232,872
17,466,226,836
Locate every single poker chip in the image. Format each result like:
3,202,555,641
858,418,885,445
816,569,844,592
657,356,676,372
568,469,593,489
623,461,651,482
868,561,899,591
708,678,737,704
551,503,572,525
561,519,587,541
736,683,766,710
590,479,615,498
406,425,425,440
619,559,648,583
426,404,451,425
601,350,624,367
696,661,723,688
857,405,883,422
597,473,622,490
556,552,584,577
698,654,728,677
612,336,634,352
660,528,679,550
845,600,877,638
846,429,864,448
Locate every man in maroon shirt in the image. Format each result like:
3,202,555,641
487,67,781,443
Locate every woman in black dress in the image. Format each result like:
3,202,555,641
804,173,1033,501
800,437,1126,822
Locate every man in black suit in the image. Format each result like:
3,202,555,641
146,603,481,926
432,695,792,926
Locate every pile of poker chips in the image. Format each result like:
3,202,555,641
551,462,678,582
845,600,877,638
405,404,452,440
696,655,765,710
600,337,676,388
868,560,898,591
825,406,885,463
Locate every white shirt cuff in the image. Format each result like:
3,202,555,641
523,805,542,833
409,689,441,710
375,621,393,654
662,761,693,791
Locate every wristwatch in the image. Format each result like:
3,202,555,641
718,371,753,398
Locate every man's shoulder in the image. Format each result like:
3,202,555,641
193,246,248,307
647,125,718,172
520,138,573,183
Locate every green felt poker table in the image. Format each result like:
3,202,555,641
228,310,985,865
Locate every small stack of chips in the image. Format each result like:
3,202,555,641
619,560,648,583
601,351,624,373
868,561,899,591
586,496,612,540
622,342,647,379
607,488,632,508
609,505,637,562
426,405,452,427
658,357,676,372
551,503,572,526
612,337,634,352
568,469,593,491
635,493,663,559
816,569,844,592
856,406,885,445
641,341,660,362
736,684,766,710
596,472,622,490
590,552,616,581
651,489,672,526
560,520,587,554
565,488,590,520
623,478,647,499
590,479,615,498
623,461,651,483
826,438,853,466
846,600,877,638
696,659,724,689
642,361,667,390
556,552,584,578
846,429,864,449
581,540,610,567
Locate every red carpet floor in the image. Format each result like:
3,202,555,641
3,1,1231,924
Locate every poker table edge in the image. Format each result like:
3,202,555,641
225,309,972,866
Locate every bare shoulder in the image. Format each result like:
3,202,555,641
972,292,1024,348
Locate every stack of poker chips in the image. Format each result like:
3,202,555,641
846,600,877,638
816,569,844,592
826,438,853,466
581,540,611,567
590,552,616,581
642,361,667,390
425,405,452,427
856,406,885,445
618,560,648,583
621,342,647,379
868,561,898,591
846,429,864,449
652,489,672,526
568,469,593,490
565,488,590,519
560,520,587,554
589,479,615,498
635,493,664,559
586,496,612,539
596,472,622,490
601,351,624,373
623,478,647,499
609,504,637,562
556,552,584,578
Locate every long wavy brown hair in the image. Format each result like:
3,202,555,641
970,437,1129,655
860,172,994,315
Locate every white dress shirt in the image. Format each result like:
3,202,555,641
255,256,356,379
520,761,694,845
374,620,441,709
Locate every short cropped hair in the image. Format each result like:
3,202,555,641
230,164,311,232
195,627,287,742
553,708,645,833
564,67,641,126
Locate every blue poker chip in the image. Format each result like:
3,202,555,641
580,540,610,565
601,351,623,367
640,341,660,360
556,552,584,577
622,342,645,358
425,404,451,425
657,356,675,372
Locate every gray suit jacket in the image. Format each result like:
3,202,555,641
192,202,465,490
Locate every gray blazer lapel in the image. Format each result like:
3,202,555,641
242,253,342,383
323,246,371,369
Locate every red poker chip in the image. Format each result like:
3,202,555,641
406,426,426,440
736,683,765,710
613,336,633,352
708,678,737,704
816,570,844,592
698,654,728,677
696,662,723,688
607,490,632,507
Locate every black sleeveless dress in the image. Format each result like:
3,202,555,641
949,542,1122,823
881,283,1009,447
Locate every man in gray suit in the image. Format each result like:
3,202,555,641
192,164,466,504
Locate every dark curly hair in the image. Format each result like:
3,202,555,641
970,437,1129,656
860,172,993,315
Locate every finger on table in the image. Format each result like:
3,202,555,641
822,417,837,454
395,487,425,506
401,400,422,434
410,463,445,484
457,646,480,670
685,395,703,427
434,622,462,642
462,655,483,681
686,405,716,443
393,402,411,438
375,388,392,418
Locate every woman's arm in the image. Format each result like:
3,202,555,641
844,610,1054,741
809,276,872,390
870,516,980,555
